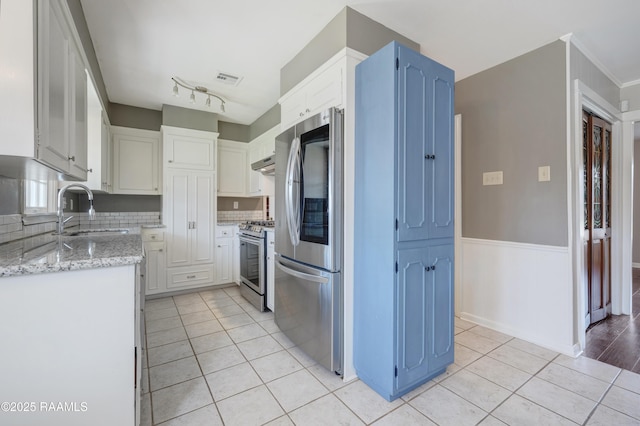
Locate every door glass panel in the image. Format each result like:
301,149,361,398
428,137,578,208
240,239,260,287
605,128,611,229
592,125,602,229
299,124,330,245
583,118,589,230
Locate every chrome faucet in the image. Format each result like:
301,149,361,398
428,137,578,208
56,183,96,234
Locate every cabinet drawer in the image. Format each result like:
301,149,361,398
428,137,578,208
166,265,214,289
142,230,164,242
216,226,235,238
143,241,165,252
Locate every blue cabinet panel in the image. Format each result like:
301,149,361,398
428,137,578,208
354,41,454,401
397,46,455,242
396,247,430,387
426,243,455,374
397,243,454,389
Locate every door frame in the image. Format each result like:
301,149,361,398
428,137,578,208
454,114,462,316
572,80,628,351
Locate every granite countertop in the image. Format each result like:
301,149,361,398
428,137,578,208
0,228,144,278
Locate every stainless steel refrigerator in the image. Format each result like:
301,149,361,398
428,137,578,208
274,108,343,375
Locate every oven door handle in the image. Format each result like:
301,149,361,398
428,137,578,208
275,259,329,284
239,235,261,245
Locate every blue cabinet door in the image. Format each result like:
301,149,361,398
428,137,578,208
354,41,455,401
426,243,455,374
397,46,455,242
396,247,430,388
396,242,454,390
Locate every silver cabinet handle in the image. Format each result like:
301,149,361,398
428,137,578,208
186,275,196,279
68,156,76,161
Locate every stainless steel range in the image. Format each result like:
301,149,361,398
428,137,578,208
238,220,274,311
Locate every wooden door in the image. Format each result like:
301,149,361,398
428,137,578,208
583,111,612,326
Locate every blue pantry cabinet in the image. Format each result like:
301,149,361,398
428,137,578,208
354,41,455,401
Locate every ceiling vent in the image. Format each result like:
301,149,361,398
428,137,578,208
215,72,242,86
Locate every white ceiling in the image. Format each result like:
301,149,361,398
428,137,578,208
80,0,640,126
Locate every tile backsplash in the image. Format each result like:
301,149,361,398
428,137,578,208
217,210,264,222
0,212,161,245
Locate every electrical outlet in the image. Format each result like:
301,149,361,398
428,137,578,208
482,171,503,186
233,201,239,210
538,166,551,182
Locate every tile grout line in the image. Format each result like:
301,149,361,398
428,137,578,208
145,296,640,425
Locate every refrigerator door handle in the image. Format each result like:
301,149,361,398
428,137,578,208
285,136,301,246
275,258,329,284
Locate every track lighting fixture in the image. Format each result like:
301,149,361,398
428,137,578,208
171,77,226,113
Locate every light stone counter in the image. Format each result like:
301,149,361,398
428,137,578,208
0,228,144,277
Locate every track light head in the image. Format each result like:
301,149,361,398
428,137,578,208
171,77,226,113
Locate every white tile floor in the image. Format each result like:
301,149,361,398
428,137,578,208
140,287,640,426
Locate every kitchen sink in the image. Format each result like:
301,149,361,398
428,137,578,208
59,229,130,237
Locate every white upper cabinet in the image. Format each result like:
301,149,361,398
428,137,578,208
163,126,217,171
71,74,110,192
112,126,161,195
0,0,89,180
279,58,343,130
247,125,279,197
217,140,247,196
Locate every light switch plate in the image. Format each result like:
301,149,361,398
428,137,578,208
483,171,503,186
538,166,551,182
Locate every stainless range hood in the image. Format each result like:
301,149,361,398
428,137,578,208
251,155,275,175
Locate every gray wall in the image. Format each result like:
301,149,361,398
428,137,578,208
345,7,418,57
280,7,419,95
456,40,568,246
0,177,19,215
219,122,250,142
249,104,281,140
570,45,620,109
162,105,218,132
621,84,640,111
66,0,110,117
110,103,162,131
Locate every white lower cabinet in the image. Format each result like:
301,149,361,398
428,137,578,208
142,228,166,295
166,264,215,290
266,229,275,311
164,170,216,292
0,265,140,425
215,225,239,285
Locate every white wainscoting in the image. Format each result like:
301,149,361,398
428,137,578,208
460,238,577,356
